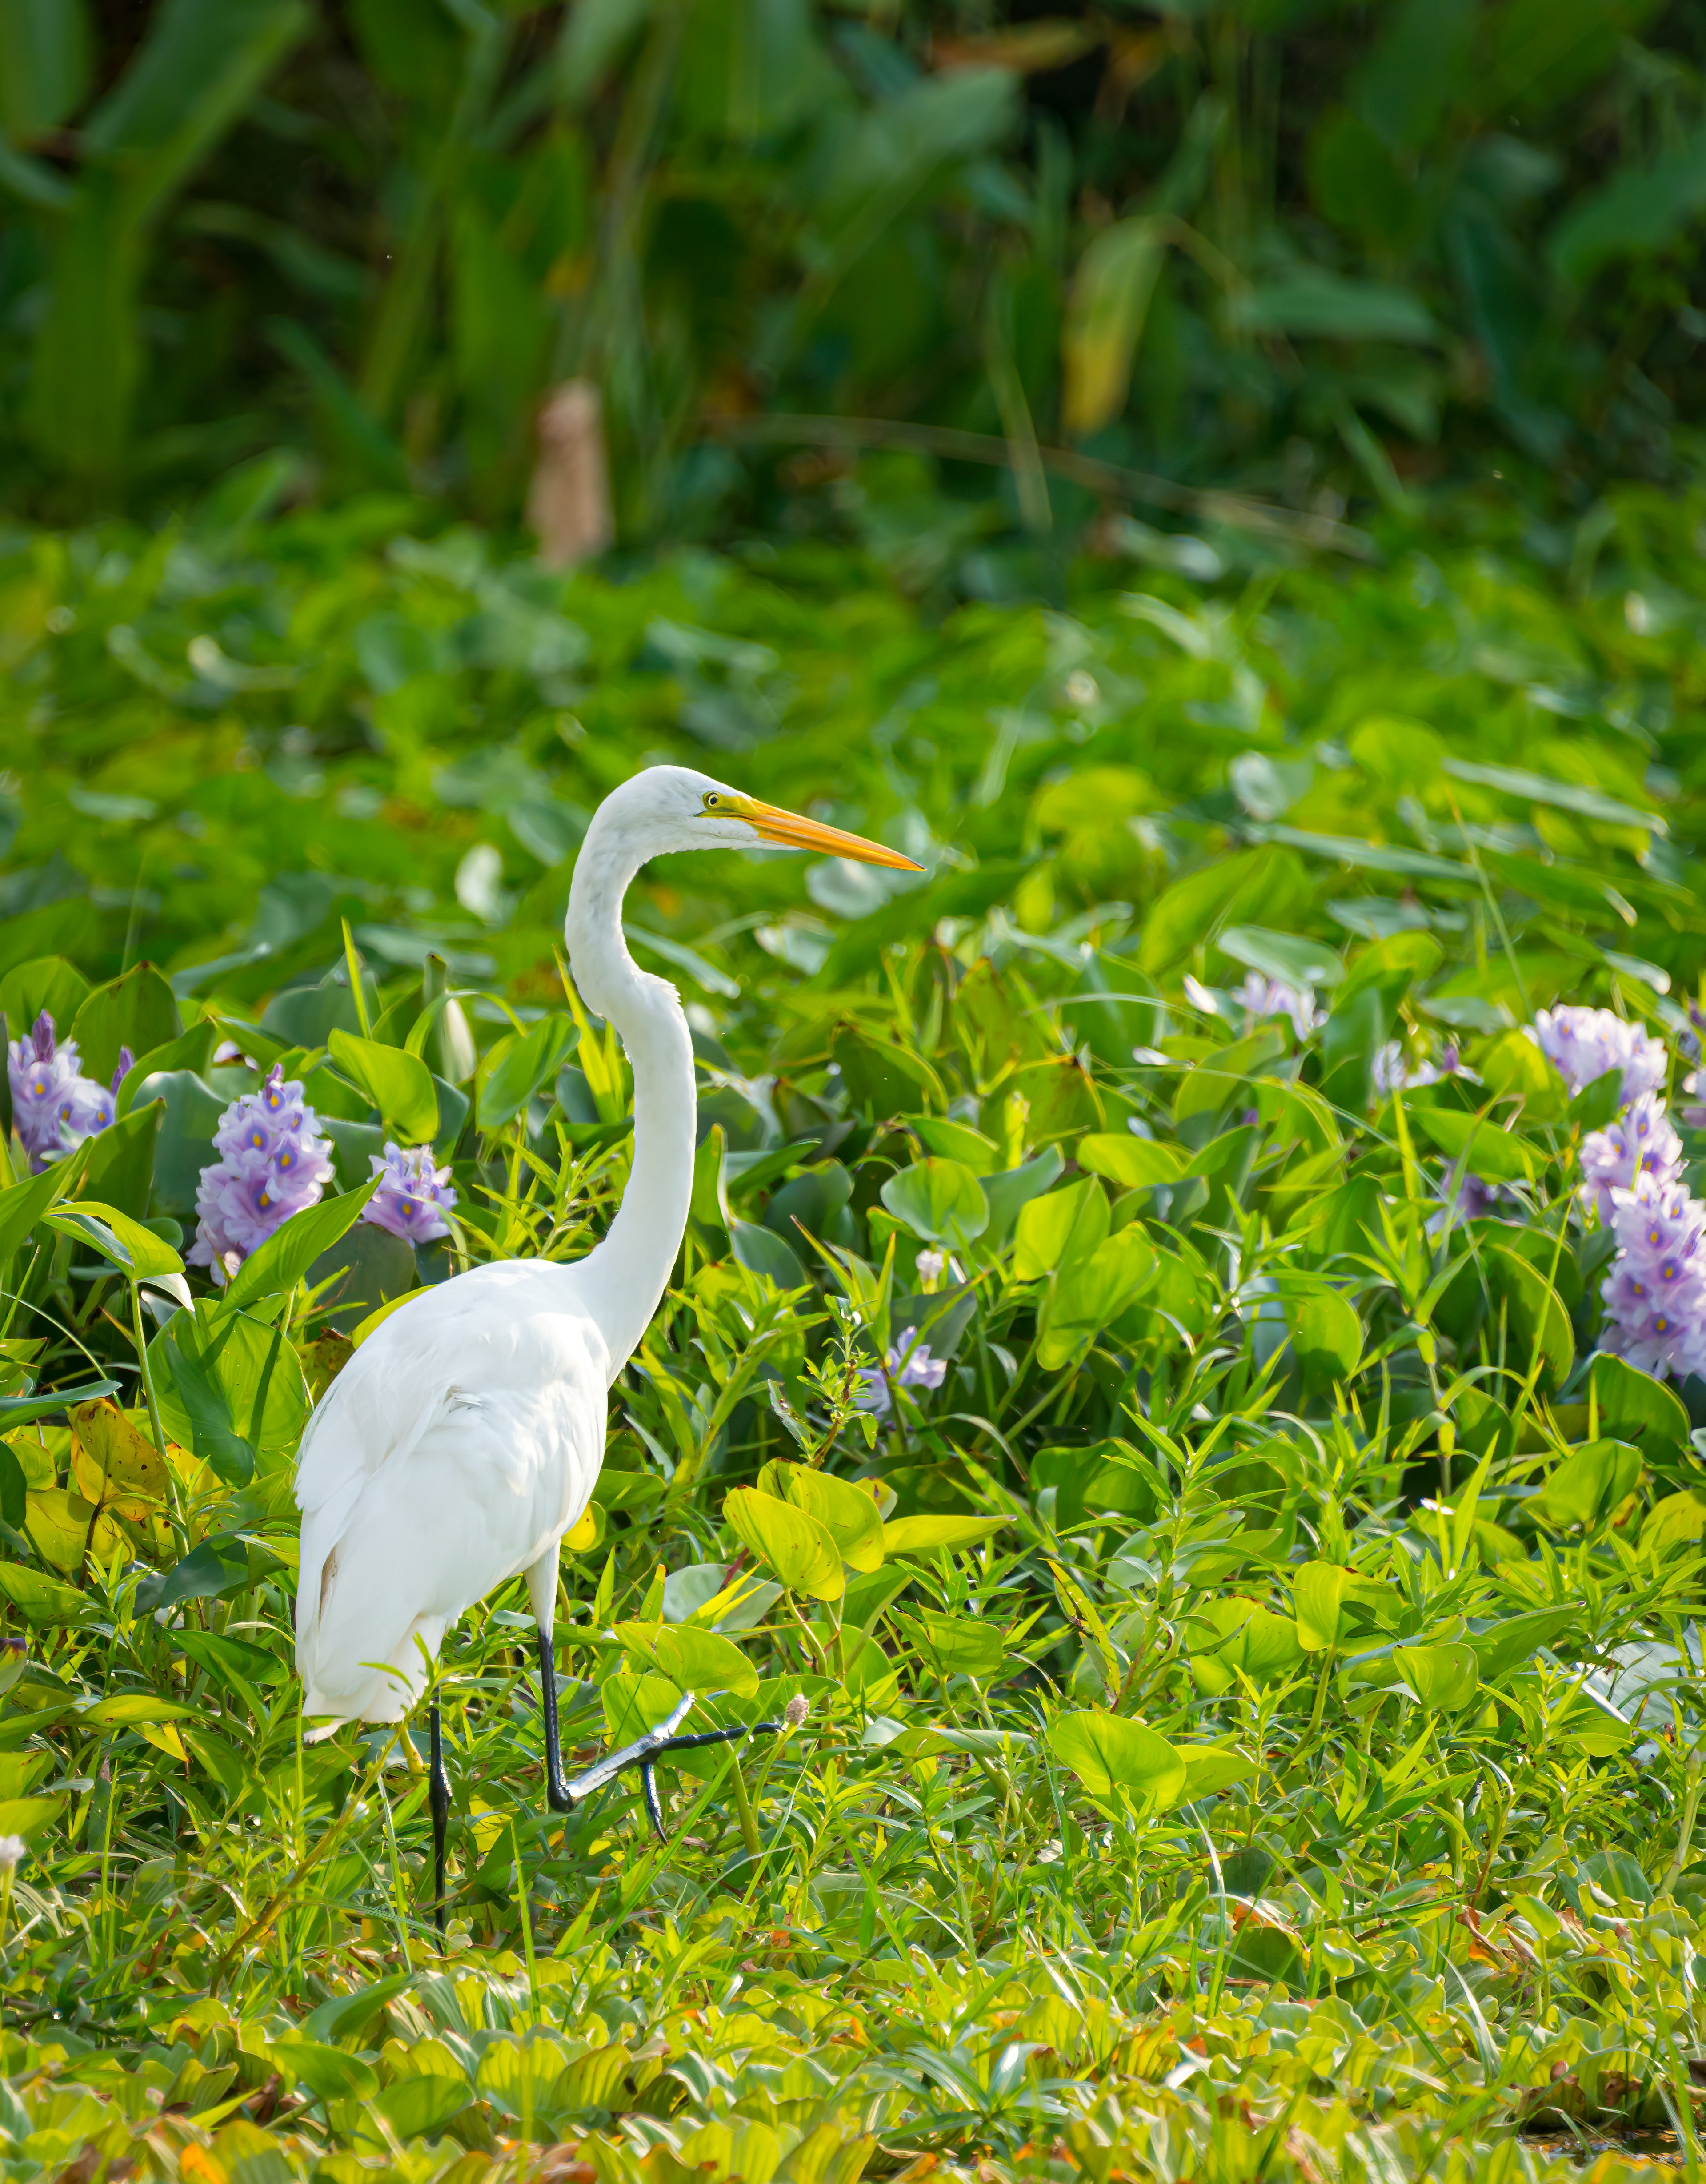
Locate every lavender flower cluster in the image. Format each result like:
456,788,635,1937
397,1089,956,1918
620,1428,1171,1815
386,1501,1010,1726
362,1142,457,1245
5,1014,130,1173
1525,1005,1706,1384
189,1067,338,1283
189,1072,458,1283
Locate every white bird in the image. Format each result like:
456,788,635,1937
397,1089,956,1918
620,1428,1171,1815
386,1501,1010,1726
292,765,917,1915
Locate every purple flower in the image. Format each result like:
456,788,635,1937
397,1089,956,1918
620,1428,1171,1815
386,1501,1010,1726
1232,972,1323,1040
1426,1167,1510,1237
189,1065,336,1285
1580,1092,1683,1222
362,1141,456,1245
1531,1007,1667,1108
1598,1169,1706,1382
1679,1070,1706,1132
6,1014,127,1172
853,1338,949,1418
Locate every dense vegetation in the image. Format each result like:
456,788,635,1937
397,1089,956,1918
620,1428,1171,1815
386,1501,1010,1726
7,1,1706,2177
0,468,1703,2182
3,0,1706,537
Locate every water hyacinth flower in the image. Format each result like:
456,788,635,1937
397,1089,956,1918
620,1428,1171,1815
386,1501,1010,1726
1598,1168,1706,1382
1530,1006,1667,1108
1234,972,1324,1040
189,1065,336,1284
853,1338,948,1417
5,1013,130,1172
1579,1092,1683,1222
362,1141,457,1245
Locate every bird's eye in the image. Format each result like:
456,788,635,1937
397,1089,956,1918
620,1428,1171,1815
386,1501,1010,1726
703,794,720,809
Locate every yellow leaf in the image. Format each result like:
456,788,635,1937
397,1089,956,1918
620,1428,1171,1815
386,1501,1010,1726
141,1723,188,1764
69,1398,168,1516
25,1487,126,1574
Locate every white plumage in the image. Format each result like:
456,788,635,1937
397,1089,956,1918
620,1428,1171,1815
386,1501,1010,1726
290,765,917,1759
295,1262,609,1727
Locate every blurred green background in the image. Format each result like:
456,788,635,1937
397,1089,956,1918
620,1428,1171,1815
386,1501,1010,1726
3,0,1704,551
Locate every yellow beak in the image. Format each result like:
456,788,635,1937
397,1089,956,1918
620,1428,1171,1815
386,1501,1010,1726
733,796,922,870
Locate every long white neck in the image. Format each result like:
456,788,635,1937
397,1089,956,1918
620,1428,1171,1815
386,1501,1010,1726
565,818,695,1381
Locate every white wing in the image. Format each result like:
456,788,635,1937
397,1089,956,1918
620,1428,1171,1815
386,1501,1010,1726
294,1261,609,1726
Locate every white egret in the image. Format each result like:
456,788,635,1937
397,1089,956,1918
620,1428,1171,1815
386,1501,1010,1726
292,765,917,1917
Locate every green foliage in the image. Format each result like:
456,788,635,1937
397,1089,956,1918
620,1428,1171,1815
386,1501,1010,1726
4,0,1706,536
2,482,1706,2179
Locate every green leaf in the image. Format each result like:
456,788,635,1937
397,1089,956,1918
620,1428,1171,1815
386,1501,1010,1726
132,1068,226,1216
366,2076,473,2145
881,1513,1006,1557
1229,267,1437,344
1589,1351,1690,1457
269,2039,380,2104
780,1466,885,1572
80,1693,200,1726
978,1147,1065,1249
1292,1562,1347,1652
1191,1598,1305,1691
0,1562,96,1625
1013,1178,1109,1280
0,1791,63,1839
722,1487,844,1602
159,1331,255,1485
1075,1135,1185,1190
0,1379,118,1432
1391,1642,1479,1712
0,1152,84,1275
1285,1289,1363,1382
1485,1246,1574,1389
220,1174,382,1310
0,0,92,138
44,1200,183,1281
1535,1439,1642,1530
1480,1031,1564,1116
0,956,89,1040
1176,1744,1255,1800
1549,121,1706,287
614,1620,760,1701
69,962,181,1088
908,1115,997,1166
1039,1228,1157,1371
152,1299,308,1476
728,1218,808,1291
1405,1104,1540,1182
1642,1492,1706,1554
1567,1069,1625,1133
0,1442,22,1528
475,1014,579,1131
1048,1708,1186,1808
1217,925,1344,990
907,1609,1005,1680
879,1158,988,1249
327,1028,438,1143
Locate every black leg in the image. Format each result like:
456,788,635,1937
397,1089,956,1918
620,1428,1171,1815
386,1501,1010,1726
539,1628,575,1813
537,1641,790,1843
641,1762,666,1843
429,1702,450,1937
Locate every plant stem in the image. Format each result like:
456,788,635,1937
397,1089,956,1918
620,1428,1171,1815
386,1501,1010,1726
729,1748,761,1859
130,1280,184,1534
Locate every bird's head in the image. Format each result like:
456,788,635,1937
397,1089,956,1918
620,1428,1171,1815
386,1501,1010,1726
596,764,923,872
